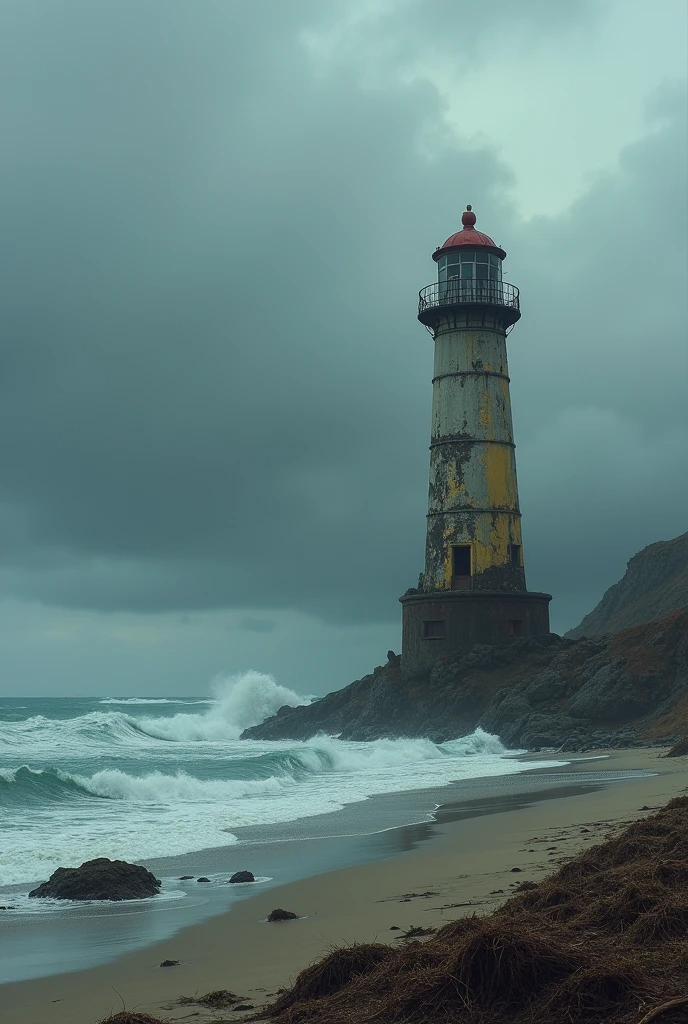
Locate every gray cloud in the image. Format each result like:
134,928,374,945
239,617,277,635
0,0,685,651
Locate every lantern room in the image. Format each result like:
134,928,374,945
434,206,506,288
418,205,520,330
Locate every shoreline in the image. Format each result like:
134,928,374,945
2,747,682,1024
0,750,575,986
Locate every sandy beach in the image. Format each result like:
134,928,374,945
2,747,684,1024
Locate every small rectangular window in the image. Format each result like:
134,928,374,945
453,545,471,576
460,263,474,280
446,253,460,265
476,251,488,263
423,620,445,639
476,263,488,279
489,254,499,267
507,619,524,637
509,544,522,566
459,250,475,262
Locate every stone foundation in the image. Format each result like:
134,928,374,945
399,589,552,679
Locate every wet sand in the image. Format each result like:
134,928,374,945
1,748,683,1024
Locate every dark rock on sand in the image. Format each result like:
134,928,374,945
268,908,298,921
228,870,255,883
197,876,211,882
160,959,180,967
28,858,160,901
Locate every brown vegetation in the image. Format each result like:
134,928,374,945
179,988,242,1008
253,798,688,1023
98,1014,168,1024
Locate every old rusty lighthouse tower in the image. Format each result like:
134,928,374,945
400,206,551,678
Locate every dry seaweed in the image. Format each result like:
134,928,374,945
179,988,242,1008
98,1014,168,1024
264,943,391,1016
398,924,437,940
253,797,688,1023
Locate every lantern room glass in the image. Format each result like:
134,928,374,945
438,251,502,303
438,252,502,283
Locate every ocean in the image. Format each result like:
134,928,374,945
0,671,572,982
0,671,564,889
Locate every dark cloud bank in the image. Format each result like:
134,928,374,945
0,0,685,645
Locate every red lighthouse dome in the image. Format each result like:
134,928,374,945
433,206,507,262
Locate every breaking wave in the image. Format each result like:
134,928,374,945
0,677,563,888
135,671,310,742
0,730,506,810
0,671,310,754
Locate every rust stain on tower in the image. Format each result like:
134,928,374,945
400,206,551,678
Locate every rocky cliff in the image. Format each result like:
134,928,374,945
567,532,688,639
242,605,688,749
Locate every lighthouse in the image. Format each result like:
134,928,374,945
400,206,551,678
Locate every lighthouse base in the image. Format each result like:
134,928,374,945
399,589,552,680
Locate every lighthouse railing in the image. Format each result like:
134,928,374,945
418,280,520,315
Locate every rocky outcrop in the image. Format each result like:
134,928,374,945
228,870,255,883
242,606,688,750
28,857,161,901
567,532,688,638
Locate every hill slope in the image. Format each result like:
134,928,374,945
567,531,688,639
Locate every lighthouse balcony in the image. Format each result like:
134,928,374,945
418,280,520,328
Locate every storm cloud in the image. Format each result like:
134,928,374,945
0,1,685,694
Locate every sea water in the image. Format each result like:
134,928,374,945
0,671,559,889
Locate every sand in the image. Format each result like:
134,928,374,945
2,748,685,1024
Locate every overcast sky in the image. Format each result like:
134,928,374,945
0,0,686,697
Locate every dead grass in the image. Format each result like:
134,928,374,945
98,1014,168,1024
252,796,688,1023
263,943,391,1017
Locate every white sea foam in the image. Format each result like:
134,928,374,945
0,672,310,758
134,671,310,742
0,678,566,888
99,697,214,706
0,731,564,885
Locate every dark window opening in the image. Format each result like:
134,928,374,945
453,546,472,576
509,544,522,567
423,620,446,639
507,619,524,637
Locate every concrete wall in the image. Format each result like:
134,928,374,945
422,311,525,592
